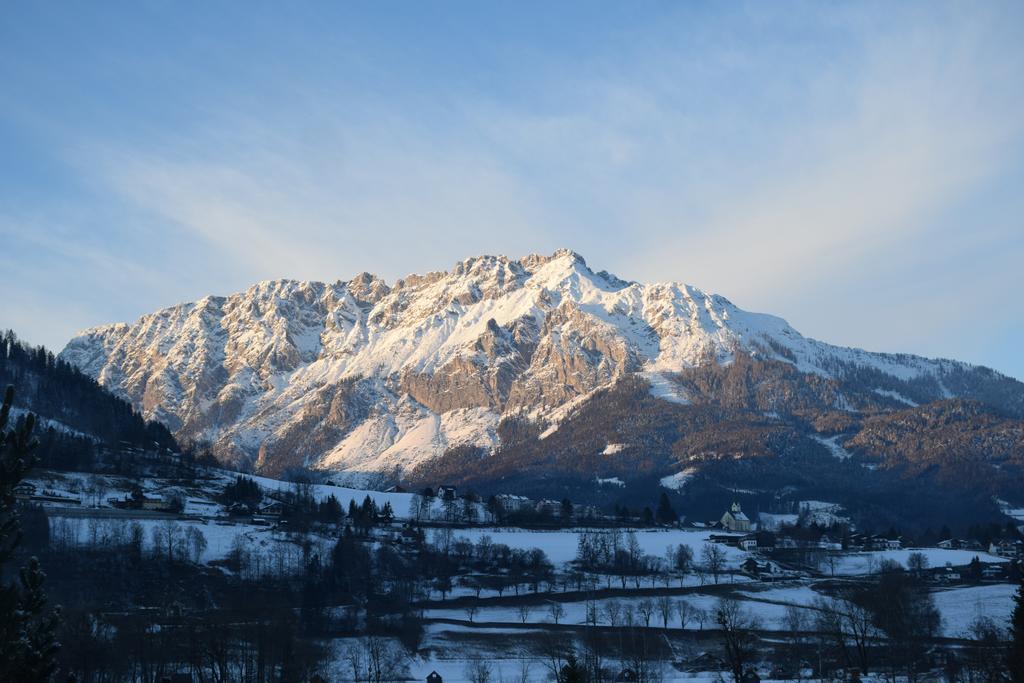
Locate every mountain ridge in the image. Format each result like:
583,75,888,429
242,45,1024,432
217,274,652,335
59,249,1024,488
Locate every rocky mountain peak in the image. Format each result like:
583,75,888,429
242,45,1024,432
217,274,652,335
59,249,1024,480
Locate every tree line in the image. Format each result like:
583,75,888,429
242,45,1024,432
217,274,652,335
0,331,179,471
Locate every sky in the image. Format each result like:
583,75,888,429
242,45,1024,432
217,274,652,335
1,1,1023,379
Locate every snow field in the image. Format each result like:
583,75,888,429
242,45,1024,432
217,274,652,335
454,527,748,567
830,548,1008,576
931,583,1018,637
425,592,792,630
47,514,333,571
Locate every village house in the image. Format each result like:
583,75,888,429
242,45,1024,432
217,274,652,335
574,504,603,521
817,535,842,551
709,533,745,547
226,501,251,516
741,557,774,577
494,493,533,513
931,564,962,583
865,535,902,551
535,499,563,517
252,500,284,524
982,565,1006,580
847,533,868,550
720,502,752,532
989,539,1024,559
141,495,178,512
775,536,799,550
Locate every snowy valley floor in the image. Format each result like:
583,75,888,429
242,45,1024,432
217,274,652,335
21,468,1022,681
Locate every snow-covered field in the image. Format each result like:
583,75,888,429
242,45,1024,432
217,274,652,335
29,468,1023,654
26,468,461,521
997,499,1024,523
47,514,333,573
831,548,1008,575
426,592,793,630
414,623,731,683
659,467,697,492
427,581,1020,643
932,583,1018,637
454,527,748,566
216,471,424,517
738,585,823,607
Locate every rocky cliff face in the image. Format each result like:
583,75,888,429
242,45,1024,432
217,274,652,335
60,249,1024,483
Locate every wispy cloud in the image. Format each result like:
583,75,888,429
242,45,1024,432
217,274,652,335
3,2,1022,378
646,5,1023,298
90,117,562,284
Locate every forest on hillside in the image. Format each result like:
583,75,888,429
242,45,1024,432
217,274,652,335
0,330,179,470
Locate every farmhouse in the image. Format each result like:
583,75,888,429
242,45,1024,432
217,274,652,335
141,496,177,512
494,493,533,513
989,540,1024,559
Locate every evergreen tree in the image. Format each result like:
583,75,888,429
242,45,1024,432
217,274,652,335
560,498,574,524
656,492,678,525
0,385,61,681
318,494,343,523
1011,575,1024,682
558,652,589,683
0,330,178,462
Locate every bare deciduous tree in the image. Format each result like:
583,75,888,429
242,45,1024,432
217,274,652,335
344,637,404,682
186,526,207,564
657,595,674,629
602,599,622,627
464,659,493,683
714,598,760,682
637,598,655,627
676,598,694,630
548,601,566,625
701,542,726,585
906,551,929,576
585,598,599,626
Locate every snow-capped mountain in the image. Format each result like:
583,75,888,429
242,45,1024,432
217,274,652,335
60,249,1022,481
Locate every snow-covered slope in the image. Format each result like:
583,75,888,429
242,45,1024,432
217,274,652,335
60,249,1005,478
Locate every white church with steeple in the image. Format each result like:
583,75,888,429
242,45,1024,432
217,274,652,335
720,502,751,532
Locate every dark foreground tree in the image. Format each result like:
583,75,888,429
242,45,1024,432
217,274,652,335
1011,576,1024,683
715,598,760,682
0,385,61,681
854,560,941,677
557,652,589,683
655,492,678,525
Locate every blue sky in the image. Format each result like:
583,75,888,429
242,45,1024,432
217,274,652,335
2,2,1023,379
